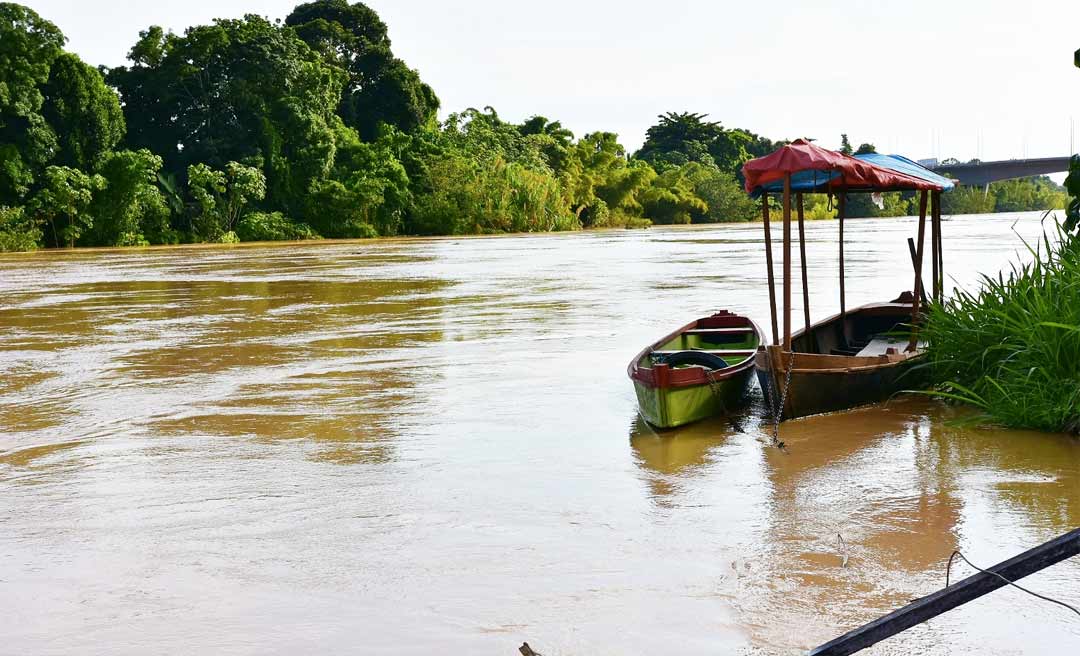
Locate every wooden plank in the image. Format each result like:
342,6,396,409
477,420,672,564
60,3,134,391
762,195,780,345
783,175,793,352
651,350,756,357
810,528,1080,656
683,328,756,335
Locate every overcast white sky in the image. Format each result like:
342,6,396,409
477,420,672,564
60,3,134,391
22,0,1080,161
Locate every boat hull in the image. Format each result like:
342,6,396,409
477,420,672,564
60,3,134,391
755,302,928,421
756,351,925,420
628,310,764,429
634,367,756,429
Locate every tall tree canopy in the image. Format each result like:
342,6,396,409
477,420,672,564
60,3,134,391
0,3,65,200
107,15,348,220
636,112,751,175
286,0,439,140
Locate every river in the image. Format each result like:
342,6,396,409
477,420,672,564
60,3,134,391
1,212,1077,655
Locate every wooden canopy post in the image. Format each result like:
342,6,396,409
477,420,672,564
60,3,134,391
907,190,929,352
783,175,793,352
797,193,811,338
762,194,779,345
930,191,940,302
838,192,847,341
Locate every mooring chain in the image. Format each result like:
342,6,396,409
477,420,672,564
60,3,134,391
771,350,794,449
706,370,728,416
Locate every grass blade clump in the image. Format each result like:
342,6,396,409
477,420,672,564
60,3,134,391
923,223,1080,434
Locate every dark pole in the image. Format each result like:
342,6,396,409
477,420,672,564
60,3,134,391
797,192,811,338
907,190,928,352
783,174,793,352
810,528,1080,656
931,191,940,302
762,194,779,345
838,192,847,342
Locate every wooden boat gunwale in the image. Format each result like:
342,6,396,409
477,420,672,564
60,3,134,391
628,312,765,390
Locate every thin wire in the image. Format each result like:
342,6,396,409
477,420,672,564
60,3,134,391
945,550,1080,618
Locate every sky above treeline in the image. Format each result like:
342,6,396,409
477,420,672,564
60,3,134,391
23,0,1080,163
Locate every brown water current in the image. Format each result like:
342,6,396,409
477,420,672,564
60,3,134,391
1,212,1078,655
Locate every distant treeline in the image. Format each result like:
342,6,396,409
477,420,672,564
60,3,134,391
0,2,1067,251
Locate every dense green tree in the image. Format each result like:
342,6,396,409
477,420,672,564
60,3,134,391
0,3,65,201
29,165,104,247
639,164,708,225
0,205,40,251
306,125,411,237
87,149,172,246
839,134,853,156
286,0,439,140
855,142,877,155
637,112,751,175
108,15,346,221
187,162,267,242
685,162,759,223
41,52,125,172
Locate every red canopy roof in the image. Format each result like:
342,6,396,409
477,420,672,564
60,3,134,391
742,139,945,194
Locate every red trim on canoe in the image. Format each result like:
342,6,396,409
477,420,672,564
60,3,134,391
627,311,765,390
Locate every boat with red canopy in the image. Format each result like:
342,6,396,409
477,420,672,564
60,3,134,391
743,139,954,421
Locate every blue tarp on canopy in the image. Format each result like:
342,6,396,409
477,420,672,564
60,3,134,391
750,168,840,197
854,153,955,191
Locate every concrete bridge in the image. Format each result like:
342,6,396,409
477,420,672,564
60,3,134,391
927,156,1073,186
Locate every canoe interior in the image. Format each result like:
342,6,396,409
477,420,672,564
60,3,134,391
634,315,761,374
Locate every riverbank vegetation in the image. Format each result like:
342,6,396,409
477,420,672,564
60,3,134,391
0,2,1068,252
923,222,1080,434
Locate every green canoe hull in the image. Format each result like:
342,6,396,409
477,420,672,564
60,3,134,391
633,367,756,429
628,311,764,430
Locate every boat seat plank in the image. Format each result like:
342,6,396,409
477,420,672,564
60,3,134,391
683,327,755,336
651,349,756,357
856,336,922,357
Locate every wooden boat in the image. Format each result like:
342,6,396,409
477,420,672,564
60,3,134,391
755,300,927,420
743,140,954,421
628,310,765,429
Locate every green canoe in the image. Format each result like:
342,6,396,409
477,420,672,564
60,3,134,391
628,310,764,429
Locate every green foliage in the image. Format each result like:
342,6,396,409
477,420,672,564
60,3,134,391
41,52,125,172
236,211,319,242
923,226,1080,434
0,205,41,251
108,13,346,222
637,112,751,175
1067,155,1080,232
639,164,708,225
941,185,997,215
408,154,573,235
188,162,267,241
28,165,104,247
839,134,853,156
286,0,439,140
88,149,172,246
684,163,759,223
0,3,65,201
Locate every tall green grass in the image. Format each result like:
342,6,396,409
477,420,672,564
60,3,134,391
922,222,1080,434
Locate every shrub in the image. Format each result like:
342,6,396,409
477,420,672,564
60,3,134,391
923,223,1080,433
235,212,320,242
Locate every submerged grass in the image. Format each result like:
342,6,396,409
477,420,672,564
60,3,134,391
922,220,1080,434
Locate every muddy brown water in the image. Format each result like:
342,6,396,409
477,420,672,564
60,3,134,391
1,212,1077,655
